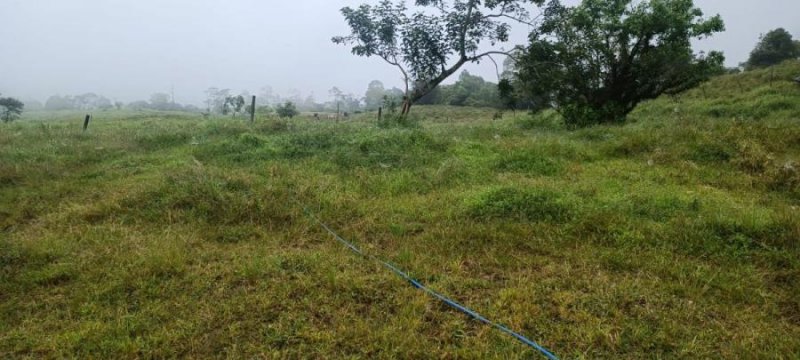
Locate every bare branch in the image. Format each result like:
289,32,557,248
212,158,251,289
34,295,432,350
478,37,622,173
483,13,537,27
470,50,519,61
486,54,502,81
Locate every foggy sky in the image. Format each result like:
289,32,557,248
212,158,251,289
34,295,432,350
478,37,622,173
2,0,798,106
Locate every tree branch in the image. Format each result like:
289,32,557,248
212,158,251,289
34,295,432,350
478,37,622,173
482,13,536,27
459,0,477,59
486,54,502,81
380,54,411,99
469,50,519,61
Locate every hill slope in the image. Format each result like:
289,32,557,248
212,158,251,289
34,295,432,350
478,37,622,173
1,62,799,358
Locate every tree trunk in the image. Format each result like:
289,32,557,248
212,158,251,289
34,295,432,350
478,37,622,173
400,57,468,115
401,98,412,115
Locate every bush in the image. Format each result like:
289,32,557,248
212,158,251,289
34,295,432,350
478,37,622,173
275,101,298,118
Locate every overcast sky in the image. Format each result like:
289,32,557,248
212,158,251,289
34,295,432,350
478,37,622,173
1,0,798,105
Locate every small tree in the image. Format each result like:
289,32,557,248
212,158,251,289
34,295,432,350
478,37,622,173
0,96,24,123
364,80,386,110
497,78,517,112
515,0,725,127
275,101,298,118
224,95,246,118
746,28,800,70
333,0,546,115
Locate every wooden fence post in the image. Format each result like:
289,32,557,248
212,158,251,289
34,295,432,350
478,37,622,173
250,96,256,123
83,114,91,132
378,107,382,122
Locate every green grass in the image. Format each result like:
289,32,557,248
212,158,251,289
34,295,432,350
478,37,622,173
2,61,800,358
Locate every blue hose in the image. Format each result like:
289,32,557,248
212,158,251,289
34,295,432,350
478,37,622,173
301,206,559,360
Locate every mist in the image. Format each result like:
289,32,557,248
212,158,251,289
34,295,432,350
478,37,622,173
1,0,798,106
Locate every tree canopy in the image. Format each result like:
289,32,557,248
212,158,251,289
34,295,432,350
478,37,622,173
333,0,545,114
514,0,725,127
746,28,800,70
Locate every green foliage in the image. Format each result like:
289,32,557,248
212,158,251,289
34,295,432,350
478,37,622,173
445,71,500,107
275,101,298,118
0,96,24,122
516,0,725,127
382,94,399,114
497,78,516,110
419,71,502,108
223,95,247,117
746,28,800,70
332,0,545,111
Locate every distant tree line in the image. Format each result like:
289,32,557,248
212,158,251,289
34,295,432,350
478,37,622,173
44,93,115,111
43,91,215,113
127,93,201,112
416,71,502,108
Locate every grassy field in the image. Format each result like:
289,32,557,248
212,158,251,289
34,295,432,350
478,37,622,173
2,61,799,359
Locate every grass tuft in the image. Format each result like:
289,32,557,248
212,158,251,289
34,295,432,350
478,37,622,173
467,186,574,222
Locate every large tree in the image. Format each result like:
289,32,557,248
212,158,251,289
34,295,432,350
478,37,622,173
514,0,725,127
0,96,24,123
745,28,799,70
333,0,545,115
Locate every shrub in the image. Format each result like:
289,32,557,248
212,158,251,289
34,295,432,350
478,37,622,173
275,101,298,118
